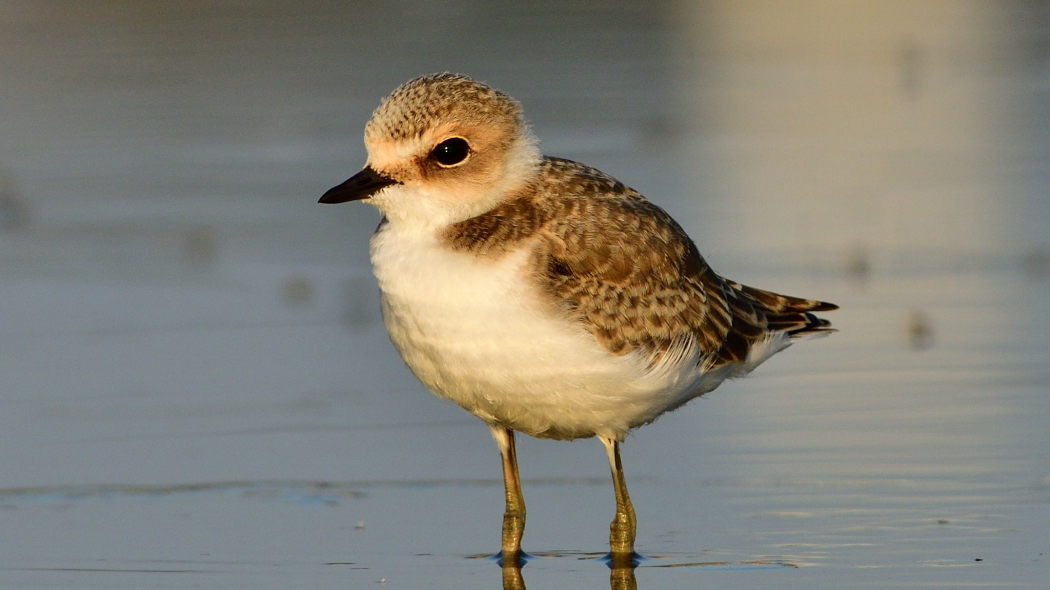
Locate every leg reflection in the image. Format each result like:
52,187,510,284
501,562,526,590
609,562,638,590
499,559,638,590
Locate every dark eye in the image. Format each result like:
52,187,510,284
431,137,470,167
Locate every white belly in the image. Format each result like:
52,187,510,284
370,223,715,441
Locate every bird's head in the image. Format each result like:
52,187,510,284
320,73,540,227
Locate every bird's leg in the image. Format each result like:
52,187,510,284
491,426,526,561
601,436,637,557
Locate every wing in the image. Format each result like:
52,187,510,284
531,158,835,368
443,156,836,369
528,159,729,363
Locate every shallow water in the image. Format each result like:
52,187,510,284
1,1,1048,588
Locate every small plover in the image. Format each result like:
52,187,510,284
320,73,836,560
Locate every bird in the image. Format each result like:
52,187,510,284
319,73,836,561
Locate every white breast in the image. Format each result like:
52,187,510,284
369,221,720,441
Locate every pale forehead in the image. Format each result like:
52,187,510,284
364,73,522,143
366,121,456,172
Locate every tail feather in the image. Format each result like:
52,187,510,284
784,311,836,340
711,280,836,368
732,282,838,314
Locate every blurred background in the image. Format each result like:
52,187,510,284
1,1,1047,588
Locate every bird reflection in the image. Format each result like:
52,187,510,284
500,558,637,590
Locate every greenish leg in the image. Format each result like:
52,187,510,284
491,426,525,560
601,436,636,557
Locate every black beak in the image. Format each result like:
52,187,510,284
319,166,399,204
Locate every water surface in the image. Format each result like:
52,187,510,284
1,1,1047,588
